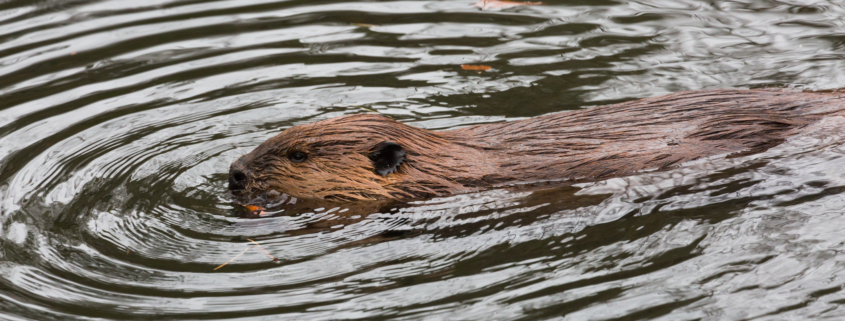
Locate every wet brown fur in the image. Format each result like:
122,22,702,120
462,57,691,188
231,89,845,201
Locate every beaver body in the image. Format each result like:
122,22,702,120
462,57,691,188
229,89,845,201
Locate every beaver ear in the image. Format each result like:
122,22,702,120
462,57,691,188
369,141,405,176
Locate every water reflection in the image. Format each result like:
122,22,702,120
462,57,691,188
2,0,845,319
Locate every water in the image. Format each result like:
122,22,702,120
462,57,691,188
2,0,845,319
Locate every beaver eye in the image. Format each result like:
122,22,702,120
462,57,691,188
289,151,307,163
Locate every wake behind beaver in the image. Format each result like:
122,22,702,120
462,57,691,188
228,88,845,202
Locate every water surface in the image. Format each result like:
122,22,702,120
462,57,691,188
2,0,845,319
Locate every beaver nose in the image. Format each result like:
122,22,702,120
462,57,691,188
228,169,248,191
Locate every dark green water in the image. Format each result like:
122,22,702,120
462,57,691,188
2,0,845,319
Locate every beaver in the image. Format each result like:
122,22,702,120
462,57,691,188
228,89,845,202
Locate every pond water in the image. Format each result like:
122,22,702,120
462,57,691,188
2,0,845,319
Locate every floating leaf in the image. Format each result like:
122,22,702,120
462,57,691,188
472,0,542,9
244,205,265,212
243,204,263,213
461,64,492,71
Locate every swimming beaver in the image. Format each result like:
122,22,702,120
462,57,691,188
229,89,845,201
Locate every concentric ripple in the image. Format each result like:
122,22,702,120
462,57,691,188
3,0,845,319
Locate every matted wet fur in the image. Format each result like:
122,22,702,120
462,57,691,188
230,88,845,201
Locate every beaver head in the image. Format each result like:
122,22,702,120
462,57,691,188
229,114,495,201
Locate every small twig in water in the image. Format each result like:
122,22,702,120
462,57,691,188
248,239,281,262
214,246,254,271
352,106,393,119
